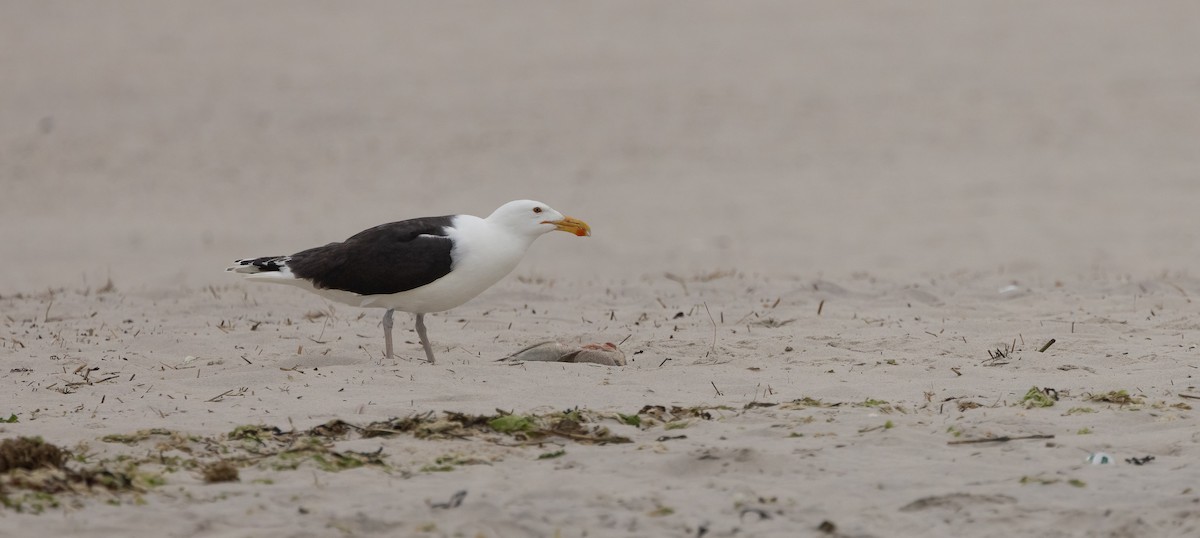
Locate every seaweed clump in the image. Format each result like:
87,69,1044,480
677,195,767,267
0,437,67,473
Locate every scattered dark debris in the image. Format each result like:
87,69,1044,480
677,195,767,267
900,493,1017,511
749,317,795,328
0,437,67,473
96,278,117,294
430,489,467,510
637,405,724,424
202,461,239,483
1086,390,1143,406
818,520,837,534
1125,456,1155,466
1,437,150,510
782,397,839,409
655,435,687,442
983,341,1017,366
744,402,777,409
221,410,634,449
948,434,1054,445
537,450,566,460
739,507,772,521
957,400,982,412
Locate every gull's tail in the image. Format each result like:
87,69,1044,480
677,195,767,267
226,256,292,276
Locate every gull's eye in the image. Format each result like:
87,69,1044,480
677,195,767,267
533,207,543,214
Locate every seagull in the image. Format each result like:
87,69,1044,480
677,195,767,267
227,200,590,363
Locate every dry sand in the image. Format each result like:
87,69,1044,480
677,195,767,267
3,2,1200,537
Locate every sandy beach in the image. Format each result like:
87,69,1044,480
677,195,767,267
3,2,1200,536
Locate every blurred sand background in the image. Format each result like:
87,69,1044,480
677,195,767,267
3,2,1200,537
3,1,1199,291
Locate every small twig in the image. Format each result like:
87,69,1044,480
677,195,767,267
658,358,671,367
1038,338,1056,353
948,434,1054,445
711,381,723,396
1178,393,1200,400
703,302,717,355
430,490,467,510
817,299,825,316
207,389,235,402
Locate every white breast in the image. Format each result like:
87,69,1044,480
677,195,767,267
356,215,536,313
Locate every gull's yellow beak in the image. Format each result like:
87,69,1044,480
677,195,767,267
546,216,591,237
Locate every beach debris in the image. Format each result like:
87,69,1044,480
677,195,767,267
0,437,67,473
901,493,1017,511
1057,364,1096,373
1086,452,1113,465
1019,475,1083,487
997,284,1025,298
537,450,565,460
983,341,1016,366
1,437,152,510
202,461,239,483
749,317,795,328
430,490,467,510
1085,390,1143,406
1022,386,1057,408
739,507,772,521
488,415,536,433
499,341,626,366
947,434,1054,445
1125,455,1155,465
1037,338,1056,352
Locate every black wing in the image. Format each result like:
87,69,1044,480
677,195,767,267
287,216,456,295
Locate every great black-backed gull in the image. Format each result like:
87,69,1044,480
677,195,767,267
226,200,590,363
